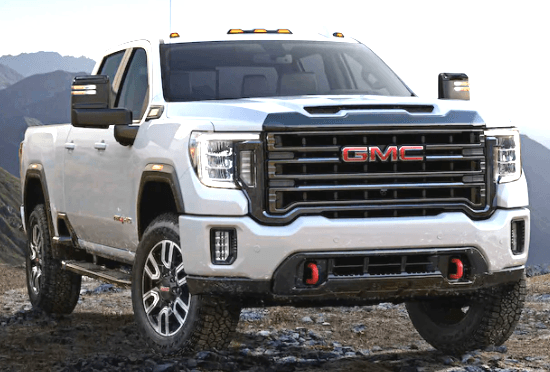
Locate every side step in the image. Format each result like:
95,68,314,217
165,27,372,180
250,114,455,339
62,261,132,287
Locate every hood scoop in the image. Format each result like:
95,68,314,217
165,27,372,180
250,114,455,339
304,104,434,115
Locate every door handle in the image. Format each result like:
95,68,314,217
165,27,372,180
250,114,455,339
65,142,75,150
94,141,107,150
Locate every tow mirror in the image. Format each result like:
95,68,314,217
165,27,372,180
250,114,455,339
438,73,470,100
71,75,132,128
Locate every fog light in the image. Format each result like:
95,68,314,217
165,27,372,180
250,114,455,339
511,220,526,255
210,229,237,265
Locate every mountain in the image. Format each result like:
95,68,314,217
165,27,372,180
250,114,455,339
0,70,83,175
0,166,25,265
0,64,23,90
0,52,95,78
521,135,550,265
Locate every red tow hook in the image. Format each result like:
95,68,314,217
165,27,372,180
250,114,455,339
305,262,320,285
449,258,464,280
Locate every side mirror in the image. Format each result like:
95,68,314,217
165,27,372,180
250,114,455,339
71,75,132,128
438,73,470,100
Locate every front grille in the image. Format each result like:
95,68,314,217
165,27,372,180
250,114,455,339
265,128,488,218
331,254,437,277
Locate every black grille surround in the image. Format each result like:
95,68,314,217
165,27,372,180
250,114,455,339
236,111,495,225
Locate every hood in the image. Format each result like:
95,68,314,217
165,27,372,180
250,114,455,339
165,95,493,131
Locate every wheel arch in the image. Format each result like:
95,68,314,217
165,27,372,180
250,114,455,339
23,164,54,240
137,164,184,240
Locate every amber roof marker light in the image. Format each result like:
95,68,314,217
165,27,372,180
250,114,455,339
333,32,344,38
170,32,180,38
227,29,293,34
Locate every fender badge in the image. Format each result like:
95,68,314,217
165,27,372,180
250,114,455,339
113,215,132,224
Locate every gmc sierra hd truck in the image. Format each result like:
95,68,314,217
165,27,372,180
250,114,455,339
19,28,529,355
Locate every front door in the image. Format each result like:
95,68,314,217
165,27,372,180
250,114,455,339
63,47,150,250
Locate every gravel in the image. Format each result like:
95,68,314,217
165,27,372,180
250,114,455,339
1,266,550,371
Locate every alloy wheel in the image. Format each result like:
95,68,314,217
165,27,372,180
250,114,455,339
142,240,191,337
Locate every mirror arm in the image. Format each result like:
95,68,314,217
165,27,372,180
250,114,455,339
114,124,139,146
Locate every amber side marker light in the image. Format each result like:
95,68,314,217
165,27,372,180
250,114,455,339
151,164,164,171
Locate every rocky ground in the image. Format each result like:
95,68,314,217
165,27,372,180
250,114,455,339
1,264,549,372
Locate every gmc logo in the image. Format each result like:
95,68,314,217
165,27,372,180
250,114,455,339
342,146,424,162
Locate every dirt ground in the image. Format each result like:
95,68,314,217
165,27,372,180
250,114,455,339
1,264,549,371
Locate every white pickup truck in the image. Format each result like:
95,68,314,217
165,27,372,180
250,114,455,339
19,28,529,355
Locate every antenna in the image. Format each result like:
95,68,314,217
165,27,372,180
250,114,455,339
169,0,172,35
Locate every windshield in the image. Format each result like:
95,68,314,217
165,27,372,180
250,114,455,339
160,41,412,102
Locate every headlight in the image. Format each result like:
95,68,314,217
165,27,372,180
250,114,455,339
189,132,260,188
485,129,521,183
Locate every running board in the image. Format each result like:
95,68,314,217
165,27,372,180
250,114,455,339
62,261,132,287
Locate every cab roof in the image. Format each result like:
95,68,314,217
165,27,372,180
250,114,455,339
164,27,359,45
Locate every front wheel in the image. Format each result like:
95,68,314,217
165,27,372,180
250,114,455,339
131,214,241,355
406,276,526,355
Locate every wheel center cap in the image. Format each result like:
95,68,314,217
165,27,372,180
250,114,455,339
158,278,176,301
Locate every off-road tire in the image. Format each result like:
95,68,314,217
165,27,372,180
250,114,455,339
25,204,81,314
406,276,526,355
132,214,241,355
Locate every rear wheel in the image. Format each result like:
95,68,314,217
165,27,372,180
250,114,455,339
406,276,526,355
131,214,241,355
26,204,81,314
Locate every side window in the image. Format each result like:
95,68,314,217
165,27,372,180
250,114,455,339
98,51,125,83
116,48,149,121
98,51,125,104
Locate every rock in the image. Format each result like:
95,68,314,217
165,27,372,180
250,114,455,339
442,356,456,365
371,346,383,352
92,283,120,294
153,363,176,372
279,356,297,364
461,354,475,364
352,324,366,333
485,345,508,353
464,366,484,372
240,309,266,322
186,358,198,368
258,330,271,337
301,316,313,323
534,294,550,302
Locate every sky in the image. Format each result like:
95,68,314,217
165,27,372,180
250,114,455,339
1,0,549,145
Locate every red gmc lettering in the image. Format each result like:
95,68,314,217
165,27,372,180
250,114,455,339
342,147,368,162
370,146,398,162
400,146,424,161
342,146,424,162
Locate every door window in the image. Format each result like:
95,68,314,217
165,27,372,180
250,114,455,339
116,48,149,122
98,51,125,84
98,51,125,104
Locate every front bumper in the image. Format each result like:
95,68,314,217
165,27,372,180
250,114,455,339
179,208,529,279
186,267,524,307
